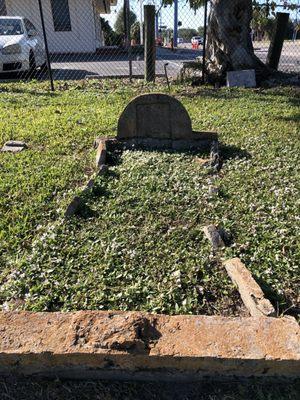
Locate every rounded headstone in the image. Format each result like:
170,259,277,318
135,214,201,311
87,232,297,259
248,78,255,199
117,93,193,140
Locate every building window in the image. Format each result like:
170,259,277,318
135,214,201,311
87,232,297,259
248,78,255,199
0,0,7,16
50,0,72,32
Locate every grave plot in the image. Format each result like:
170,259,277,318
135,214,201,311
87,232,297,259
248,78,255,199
1,92,299,380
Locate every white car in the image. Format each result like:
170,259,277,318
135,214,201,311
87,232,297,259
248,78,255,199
0,16,46,74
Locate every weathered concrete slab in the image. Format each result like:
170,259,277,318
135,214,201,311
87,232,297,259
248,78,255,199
1,140,27,153
226,70,256,88
0,311,299,379
224,258,276,317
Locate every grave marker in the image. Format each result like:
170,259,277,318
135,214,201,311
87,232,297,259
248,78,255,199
226,70,256,88
117,93,217,150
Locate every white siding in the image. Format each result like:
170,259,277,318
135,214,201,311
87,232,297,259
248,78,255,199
5,0,101,53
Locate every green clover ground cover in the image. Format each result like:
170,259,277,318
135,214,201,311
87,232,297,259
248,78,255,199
0,80,299,316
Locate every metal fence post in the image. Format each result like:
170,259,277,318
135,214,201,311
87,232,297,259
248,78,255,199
144,5,156,82
38,0,54,91
173,0,178,49
124,0,133,80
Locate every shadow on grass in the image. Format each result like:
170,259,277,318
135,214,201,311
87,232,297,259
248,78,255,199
109,146,212,160
76,204,100,219
220,143,251,160
74,170,120,219
179,81,299,108
276,112,300,123
0,377,299,400
255,276,300,319
0,75,58,97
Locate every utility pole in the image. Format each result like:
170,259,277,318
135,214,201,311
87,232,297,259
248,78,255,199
173,0,178,49
0,0,7,15
155,2,164,42
155,10,159,39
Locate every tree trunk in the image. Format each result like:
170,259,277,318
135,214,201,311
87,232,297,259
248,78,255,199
206,0,269,82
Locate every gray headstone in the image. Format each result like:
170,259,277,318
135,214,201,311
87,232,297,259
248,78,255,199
117,93,193,140
226,70,256,88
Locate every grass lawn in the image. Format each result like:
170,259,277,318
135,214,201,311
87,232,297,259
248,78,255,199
0,80,299,316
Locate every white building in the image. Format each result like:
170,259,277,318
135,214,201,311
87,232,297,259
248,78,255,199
0,0,117,53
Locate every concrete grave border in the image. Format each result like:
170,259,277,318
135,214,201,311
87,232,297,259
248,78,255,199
4,94,298,380
0,311,299,379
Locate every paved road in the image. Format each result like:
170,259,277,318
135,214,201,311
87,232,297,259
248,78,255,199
254,41,300,73
50,47,202,80
50,41,299,80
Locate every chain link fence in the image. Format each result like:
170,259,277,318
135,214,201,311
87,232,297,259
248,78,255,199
0,0,299,89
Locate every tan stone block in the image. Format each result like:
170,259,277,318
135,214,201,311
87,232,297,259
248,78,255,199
194,157,211,166
224,258,276,317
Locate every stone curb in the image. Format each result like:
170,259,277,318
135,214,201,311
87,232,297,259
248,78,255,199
224,258,276,317
65,138,110,218
0,312,299,380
